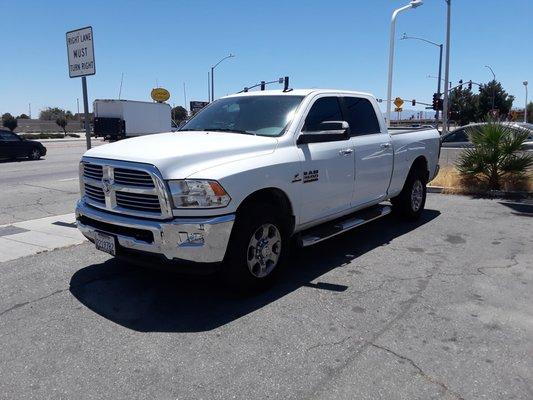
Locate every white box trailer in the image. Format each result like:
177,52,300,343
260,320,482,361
93,99,171,140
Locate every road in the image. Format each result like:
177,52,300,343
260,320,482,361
0,194,531,399
0,139,104,225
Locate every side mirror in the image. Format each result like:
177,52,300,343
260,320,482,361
297,121,350,145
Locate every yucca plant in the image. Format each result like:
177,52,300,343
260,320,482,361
456,120,533,190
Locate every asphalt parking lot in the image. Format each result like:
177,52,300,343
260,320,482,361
0,193,531,399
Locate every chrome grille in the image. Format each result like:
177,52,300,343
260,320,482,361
84,183,105,204
80,158,172,219
83,164,103,180
116,192,161,213
113,168,154,187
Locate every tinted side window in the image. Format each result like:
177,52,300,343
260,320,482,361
303,97,343,132
343,97,381,135
0,131,19,141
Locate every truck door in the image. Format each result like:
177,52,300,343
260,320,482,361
296,96,355,225
342,96,394,206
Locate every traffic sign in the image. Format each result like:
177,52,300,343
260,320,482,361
66,26,95,78
190,101,209,115
393,97,404,108
395,107,403,112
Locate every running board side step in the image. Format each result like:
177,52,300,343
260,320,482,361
299,205,392,247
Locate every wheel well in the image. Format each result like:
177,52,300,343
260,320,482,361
237,188,295,234
410,156,429,182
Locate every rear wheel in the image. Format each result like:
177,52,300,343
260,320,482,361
223,203,289,291
28,148,41,160
391,168,427,220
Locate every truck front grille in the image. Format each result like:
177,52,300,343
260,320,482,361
83,164,103,180
84,183,105,204
113,168,155,187
115,192,161,213
80,159,172,219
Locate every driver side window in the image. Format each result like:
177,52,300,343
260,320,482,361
303,97,343,132
0,131,19,141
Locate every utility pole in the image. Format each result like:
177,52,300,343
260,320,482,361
401,33,442,123
386,1,423,127
28,103,31,119
442,0,451,135
524,81,529,123
183,82,187,113
210,53,235,102
485,65,496,112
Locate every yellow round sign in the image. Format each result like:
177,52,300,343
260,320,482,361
151,87,170,103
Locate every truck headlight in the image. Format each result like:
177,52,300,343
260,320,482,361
168,180,231,208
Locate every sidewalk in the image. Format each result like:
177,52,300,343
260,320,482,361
0,214,86,262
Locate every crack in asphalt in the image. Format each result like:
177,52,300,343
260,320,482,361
305,335,354,353
369,342,465,400
307,263,440,399
0,269,127,319
23,183,78,195
0,289,66,317
476,255,519,276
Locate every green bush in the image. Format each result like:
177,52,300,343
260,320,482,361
456,120,533,190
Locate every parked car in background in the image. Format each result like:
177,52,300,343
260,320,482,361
0,130,47,160
442,122,533,150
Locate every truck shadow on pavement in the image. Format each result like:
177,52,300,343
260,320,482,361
69,210,440,333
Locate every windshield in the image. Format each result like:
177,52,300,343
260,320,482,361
180,95,304,137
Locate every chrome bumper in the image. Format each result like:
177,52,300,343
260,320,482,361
75,200,235,263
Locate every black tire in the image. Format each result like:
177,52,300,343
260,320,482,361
391,168,427,220
28,147,41,160
222,202,290,292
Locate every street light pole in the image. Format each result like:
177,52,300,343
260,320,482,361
386,0,423,127
442,0,451,135
485,65,496,112
210,53,235,102
524,81,529,123
401,33,442,122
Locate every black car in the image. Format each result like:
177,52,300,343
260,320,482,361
0,130,47,160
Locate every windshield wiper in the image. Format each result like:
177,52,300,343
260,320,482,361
205,128,256,136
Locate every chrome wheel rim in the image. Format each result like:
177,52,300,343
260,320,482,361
31,149,40,159
411,179,424,212
246,223,282,278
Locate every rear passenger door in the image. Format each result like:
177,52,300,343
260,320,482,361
342,96,394,207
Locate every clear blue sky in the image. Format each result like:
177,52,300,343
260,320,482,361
1,0,531,117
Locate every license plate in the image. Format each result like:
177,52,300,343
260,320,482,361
94,231,116,256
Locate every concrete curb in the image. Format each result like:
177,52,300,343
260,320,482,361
427,185,533,199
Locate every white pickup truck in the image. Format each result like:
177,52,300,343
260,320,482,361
76,89,440,288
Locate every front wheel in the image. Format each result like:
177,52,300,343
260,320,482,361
391,169,427,220
223,203,289,291
28,148,41,160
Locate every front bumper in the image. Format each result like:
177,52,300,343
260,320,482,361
75,200,235,263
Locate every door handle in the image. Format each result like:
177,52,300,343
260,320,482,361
339,148,353,156
380,143,391,148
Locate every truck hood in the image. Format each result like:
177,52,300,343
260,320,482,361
84,131,278,178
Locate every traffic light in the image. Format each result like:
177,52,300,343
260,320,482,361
437,98,444,111
412,99,416,106
432,93,439,110
468,80,472,90
458,79,463,89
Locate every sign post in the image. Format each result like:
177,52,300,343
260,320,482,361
66,26,95,150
